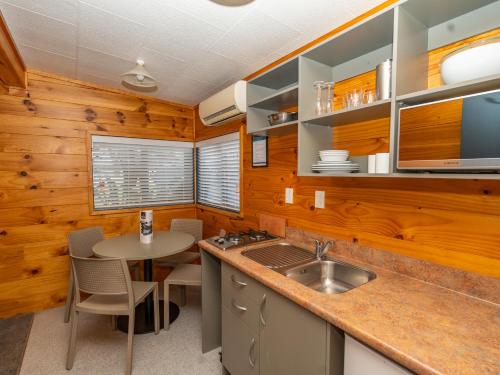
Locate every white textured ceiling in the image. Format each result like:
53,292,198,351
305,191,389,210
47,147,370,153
0,0,386,105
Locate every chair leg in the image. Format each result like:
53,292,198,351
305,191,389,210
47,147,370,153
64,272,74,323
111,315,117,330
66,309,79,370
134,266,140,281
153,285,159,335
180,285,187,306
126,312,135,375
163,281,170,331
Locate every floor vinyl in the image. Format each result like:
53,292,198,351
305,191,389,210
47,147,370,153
19,289,221,375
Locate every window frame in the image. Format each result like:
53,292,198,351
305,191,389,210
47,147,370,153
195,129,244,217
87,132,195,215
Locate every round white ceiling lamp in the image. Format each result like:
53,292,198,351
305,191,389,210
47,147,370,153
210,0,254,6
121,59,157,91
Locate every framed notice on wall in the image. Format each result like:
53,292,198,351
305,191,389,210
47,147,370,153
252,135,268,167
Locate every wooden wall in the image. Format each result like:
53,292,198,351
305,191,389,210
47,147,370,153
196,29,500,280
197,118,500,279
0,71,196,318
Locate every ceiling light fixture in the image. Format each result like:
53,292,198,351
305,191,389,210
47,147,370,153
121,59,157,91
210,0,255,6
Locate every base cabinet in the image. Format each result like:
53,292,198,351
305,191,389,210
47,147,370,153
220,262,343,375
344,335,412,375
222,306,260,375
260,287,328,375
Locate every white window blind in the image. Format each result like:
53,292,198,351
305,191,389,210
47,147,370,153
92,135,194,210
196,133,240,212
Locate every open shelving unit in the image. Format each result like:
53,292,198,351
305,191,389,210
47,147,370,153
302,99,391,127
247,58,299,135
245,0,500,178
396,71,500,105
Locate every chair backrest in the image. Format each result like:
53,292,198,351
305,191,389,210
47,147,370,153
170,218,203,242
68,227,104,258
70,256,133,306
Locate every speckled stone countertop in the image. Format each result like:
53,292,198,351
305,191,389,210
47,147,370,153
199,240,500,375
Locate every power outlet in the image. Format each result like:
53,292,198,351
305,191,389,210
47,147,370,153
315,191,325,209
285,188,293,204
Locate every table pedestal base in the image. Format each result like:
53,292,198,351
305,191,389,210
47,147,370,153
117,301,180,334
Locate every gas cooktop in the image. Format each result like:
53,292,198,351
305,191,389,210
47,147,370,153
206,230,279,250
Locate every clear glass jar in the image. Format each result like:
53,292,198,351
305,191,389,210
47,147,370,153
324,82,335,113
313,81,325,115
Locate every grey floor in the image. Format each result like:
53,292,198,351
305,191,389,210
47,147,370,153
19,289,221,375
0,313,33,375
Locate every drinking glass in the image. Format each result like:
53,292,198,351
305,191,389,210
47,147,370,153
313,81,325,115
324,82,334,113
363,89,376,104
351,89,362,107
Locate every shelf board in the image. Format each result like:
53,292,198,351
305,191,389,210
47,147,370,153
248,121,298,136
248,84,298,110
249,57,299,90
301,172,389,177
396,73,500,105
302,99,391,127
299,172,500,179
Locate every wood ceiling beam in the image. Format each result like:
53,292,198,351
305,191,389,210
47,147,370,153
0,10,26,88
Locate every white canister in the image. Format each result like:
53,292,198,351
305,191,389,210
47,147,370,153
375,153,390,174
368,155,377,173
376,59,392,100
140,210,153,244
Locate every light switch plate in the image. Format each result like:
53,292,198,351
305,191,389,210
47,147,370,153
315,191,325,209
285,188,293,204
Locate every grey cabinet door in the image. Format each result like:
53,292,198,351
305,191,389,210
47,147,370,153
201,250,221,353
222,306,259,375
260,288,328,375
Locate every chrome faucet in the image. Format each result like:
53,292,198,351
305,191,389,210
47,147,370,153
314,239,333,260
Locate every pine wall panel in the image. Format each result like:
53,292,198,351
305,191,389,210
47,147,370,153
0,71,196,318
195,28,500,281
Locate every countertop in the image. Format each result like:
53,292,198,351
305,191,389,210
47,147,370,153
199,240,500,375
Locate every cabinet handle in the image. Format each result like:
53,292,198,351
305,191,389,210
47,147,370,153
231,299,247,312
259,294,266,326
231,274,247,287
248,338,256,368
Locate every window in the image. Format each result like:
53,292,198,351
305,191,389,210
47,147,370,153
196,132,240,212
91,135,194,211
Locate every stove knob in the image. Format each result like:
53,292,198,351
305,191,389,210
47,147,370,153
217,237,225,244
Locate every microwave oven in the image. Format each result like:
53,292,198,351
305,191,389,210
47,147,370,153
397,89,500,171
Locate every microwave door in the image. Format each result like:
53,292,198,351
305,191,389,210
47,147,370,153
398,90,500,171
461,91,500,160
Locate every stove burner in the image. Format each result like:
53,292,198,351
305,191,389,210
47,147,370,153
226,233,243,244
249,230,267,241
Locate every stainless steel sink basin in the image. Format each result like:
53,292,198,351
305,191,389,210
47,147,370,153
284,260,376,294
241,243,376,294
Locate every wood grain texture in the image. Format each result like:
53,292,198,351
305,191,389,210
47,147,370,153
0,12,25,88
194,17,500,280
0,72,196,318
198,124,500,279
399,98,462,161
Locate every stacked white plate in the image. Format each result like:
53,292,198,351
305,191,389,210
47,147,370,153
312,150,360,173
319,150,349,162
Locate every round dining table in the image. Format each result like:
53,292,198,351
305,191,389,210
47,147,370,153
93,231,195,334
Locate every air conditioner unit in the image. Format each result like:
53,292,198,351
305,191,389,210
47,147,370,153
199,80,246,126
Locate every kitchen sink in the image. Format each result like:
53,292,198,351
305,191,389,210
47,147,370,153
242,243,376,294
284,260,376,294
